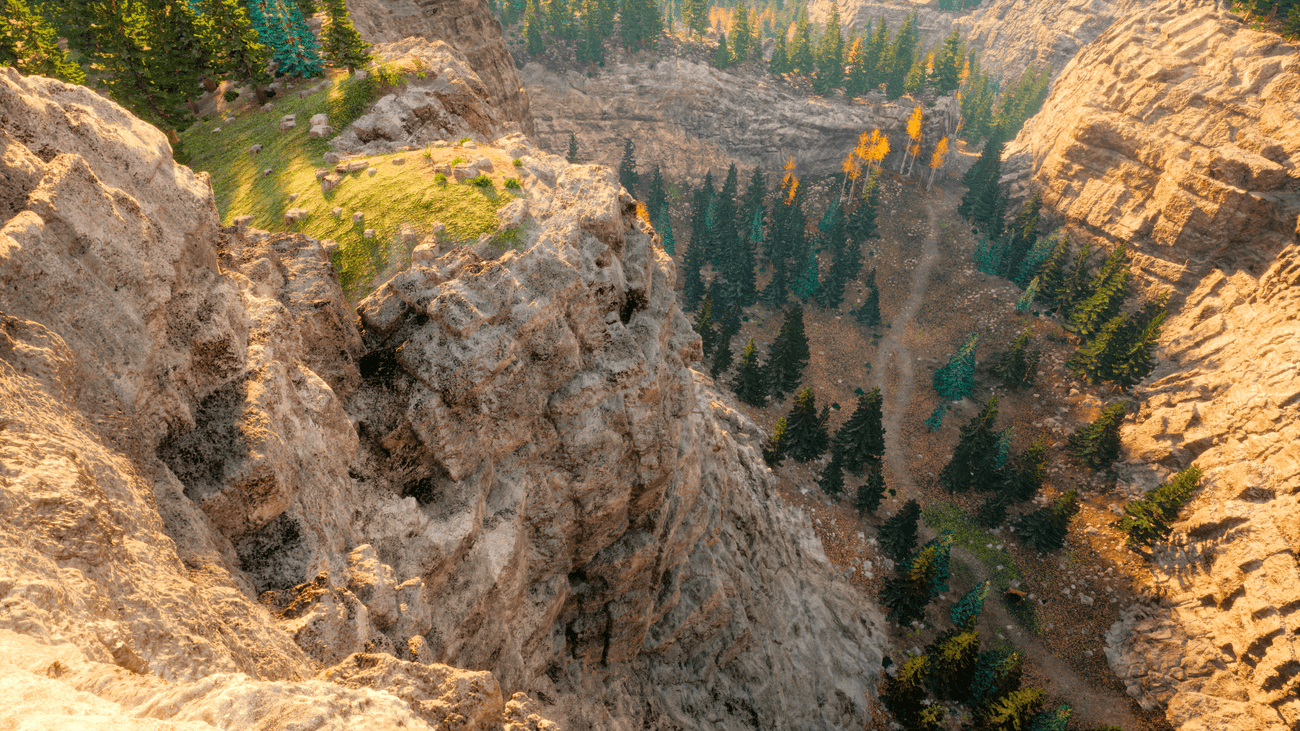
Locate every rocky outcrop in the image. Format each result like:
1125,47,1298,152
344,0,534,134
812,0,1151,82
1002,3,1300,730
522,58,960,182
1004,1,1300,277
1,63,888,731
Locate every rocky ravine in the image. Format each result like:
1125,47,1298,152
522,58,960,183
0,65,888,730
1005,2,1300,730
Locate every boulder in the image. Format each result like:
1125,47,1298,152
284,207,310,224
352,212,365,224
309,124,333,138
363,228,375,238
320,173,342,193
279,119,296,133
249,144,263,155
310,113,329,127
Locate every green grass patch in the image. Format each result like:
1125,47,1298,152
177,72,509,300
924,500,1039,633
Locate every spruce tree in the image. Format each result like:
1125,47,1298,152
980,437,1047,528
618,137,638,197
1029,706,1073,731
1111,294,1167,389
847,170,881,243
933,27,963,94
950,580,990,632
525,0,546,55
1015,276,1042,313
682,229,707,310
958,133,1004,222
693,293,718,357
656,209,675,254
711,331,734,380
933,331,978,401
817,450,846,495
711,164,740,269
766,306,810,399
681,0,707,35
880,655,934,730
196,0,272,102
833,388,885,474
1068,243,1130,341
565,131,578,162
764,416,787,466
790,8,814,74
547,0,573,38
968,649,1025,710
729,4,751,64
647,165,667,222
925,402,949,431
713,32,731,69
0,0,86,83
878,499,921,564
1014,489,1079,554
257,0,323,78
994,328,1040,390
978,688,1045,731
939,396,1003,494
740,165,766,238
769,29,790,74
857,464,887,514
792,248,819,301
844,33,868,96
783,387,828,462
902,46,929,95
1116,465,1202,546
1051,241,1095,317
577,1,603,64
863,17,889,91
856,275,881,327
619,0,661,50
321,0,371,73
880,532,953,626
732,338,767,407
1067,402,1126,470
813,0,843,93
884,11,918,99
927,629,981,701
1001,192,1043,280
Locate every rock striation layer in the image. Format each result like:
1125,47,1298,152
344,0,534,134
521,58,960,182
0,62,888,731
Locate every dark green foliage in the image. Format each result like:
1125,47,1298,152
789,8,813,74
1014,277,1041,313
618,137,638,197
833,388,885,474
862,18,890,92
681,0,707,35
950,580,990,632
729,3,752,64
992,65,1051,139
732,338,767,407
1067,403,1126,470
618,0,661,50
980,437,1047,527
927,629,981,701
975,234,1010,276
1070,293,1167,389
933,28,963,93
1029,705,1073,731
713,31,731,69
0,0,86,83
978,687,1045,731
817,450,846,495
1001,192,1043,280
925,402,948,431
878,499,921,564
791,248,819,301
710,330,733,378
940,397,1003,494
577,0,603,64
856,280,881,327
769,29,790,74
857,464,886,514
647,165,667,222
959,53,997,142
1116,465,1202,546
783,387,828,462
196,0,272,100
763,168,807,306
1052,240,1095,317
525,0,546,55
933,332,978,401
681,233,706,310
884,11,918,99
546,0,572,38
812,1,843,93
763,416,787,466
1068,243,1130,340
766,306,810,399
1016,230,1060,287
321,0,371,72
847,170,881,243
881,532,953,625
740,166,766,242
995,329,1040,390
565,130,578,162
958,134,1004,223
880,655,933,729
968,649,1024,711
656,209,675,254
816,196,859,309
1014,489,1079,554
693,293,717,358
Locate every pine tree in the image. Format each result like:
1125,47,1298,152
994,328,1040,390
968,649,1024,710
1067,402,1126,470
257,0,323,78
927,629,981,701
732,338,767,407
769,30,790,74
682,227,707,309
1116,465,1202,546
711,164,741,269
925,402,949,431
939,396,1003,494
1016,230,1060,287
980,437,1047,528
1014,489,1079,554
619,0,661,50
656,209,675,254
878,499,921,564
933,331,978,401
578,0,603,64
647,165,667,222
713,32,731,69
320,0,371,73
902,46,929,95
693,293,718,357
978,688,1046,731
682,0,707,35
525,0,546,55
933,27,963,94
618,137,638,197
817,450,846,495
844,35,868,96
547,0,573,38
813,0,843,93
1054,240,1095,317
0,0,86,83
792,248,819,301
790,8,814,74
1029,706,1073,731
880,532,953,626
195,0,272,102
863,17,890,92
857,464,887,513
783,387,828,462
879,655,933,730
710,330,734,379
1111,294,1166,389
1068,243,1130,341
958,134,1004,221
729,4,751,64
950,580,990,632
847,170,881,243
766,306,810,399
856,281,881,327
884,11,918,99
815,198,856,309
833,388,885,474
764,416,787,466
1001,192,1043,280
1015,276,1042,313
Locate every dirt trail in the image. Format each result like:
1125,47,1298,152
871,190,1138,730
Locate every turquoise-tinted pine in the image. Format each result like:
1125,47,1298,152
656,209,675,254
1015,276,1041,313
933,331,978,401
792,248,819,301
1017,230,1060,286
0,0,86,83
950,580,990,631
925,402,948,431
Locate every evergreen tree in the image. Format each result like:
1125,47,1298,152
979,688,1045,731
790,8,814,74
792,248,819,301
925,402,949,431
647,165,667,222
813,0,843,93
927,629,981,701
980,437,1047,528
1001,192,1043,280
878,499,921,564
939,396,1003,494
783,387,828,462
969,649,1024,710
1055,240,1096,317
321,0,371,73
565,131,579,162
682,227,707,310
950,580,990,632
713,32,731,69
1016,230,1060,287
769,28,790,74
764,416,787,466
547,0,573,38
933,331,978,401
1068,243,1130,341
1110,294,1167,389
711,164,741,269
656,209,675,254
847,170,881,243
856,281,881,327
729,216,759,307
815,198,856,309
0,0,86,83
681,0,707,35
577,0,603,64
994,328,1040,390
817,450,846,495
1029,706,1073,731
863,17,890,92
1067,402,1126,470
729,4,751,64
617,137,638,197
732,338,767,407
1015,276,1041,313
1014,489,1079,554
1116,465,1202,546
879,655,934,730
710,329,734,379
884,11,918,99
619,0,661,50
256,0,323,78
525,0,546,55
594,0,615,36
960,58,997,142
844,35,868,96
933,27,963,94
740,165,766,236
765,306,810,399
902,46,929,95
196,0,272,102
958,133,1004,222
693,293,718,357
880,532,953,626
857,464,887,513
833,388,885,474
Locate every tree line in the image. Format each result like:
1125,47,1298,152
0,0,371,135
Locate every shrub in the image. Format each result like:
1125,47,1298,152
468,174,493,187
223,89,240,103
512,158,523,167
458,136,471,145
451,156,466,166
434,172,448,185
504,177,522,189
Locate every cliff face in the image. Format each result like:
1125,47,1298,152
344,0,534,134
0,62,887,731
1003,3,1300,730
522,58,960,182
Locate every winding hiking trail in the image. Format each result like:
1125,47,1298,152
871,190,1138,730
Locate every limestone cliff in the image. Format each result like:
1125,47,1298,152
0,62,887,731
1003,3,1300,730
344,0,534,134
522,58,960,182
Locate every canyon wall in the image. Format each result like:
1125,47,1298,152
344,0,535,134
0,54,888,731
1003,2,1300,730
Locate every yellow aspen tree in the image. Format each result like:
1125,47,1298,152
928,136,949,190
906,141,922,176
870,131,890,174
902,107,923,173
841,149,861,196
782,155,800,203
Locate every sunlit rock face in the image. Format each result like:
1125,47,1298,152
1004,3,1300,730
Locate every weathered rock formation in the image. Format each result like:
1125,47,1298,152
1003,3,1300,730
344,0,534,134
522,58,960,183
1,61,888,731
